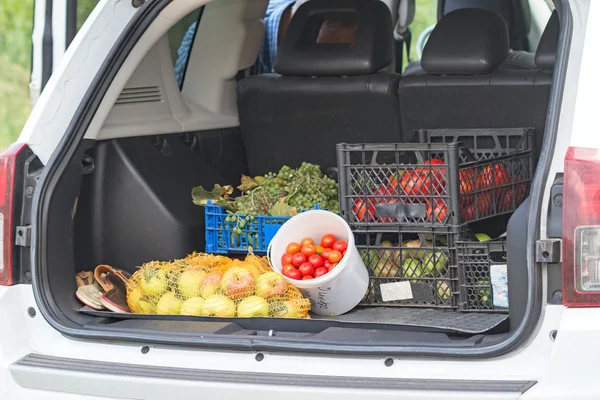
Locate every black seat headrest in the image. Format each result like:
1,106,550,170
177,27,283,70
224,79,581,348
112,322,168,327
535,11,559,70
274,0,393,76
421,8,509,75
439,0,531,50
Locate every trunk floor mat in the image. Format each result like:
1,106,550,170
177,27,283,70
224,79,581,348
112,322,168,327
79,306,508,334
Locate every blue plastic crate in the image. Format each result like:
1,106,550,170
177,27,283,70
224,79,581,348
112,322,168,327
204,201,322,254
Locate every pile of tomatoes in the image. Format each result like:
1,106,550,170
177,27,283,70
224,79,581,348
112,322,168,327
459,163,526,222
280,234,347,280
353,159,448,223
353,158,525,224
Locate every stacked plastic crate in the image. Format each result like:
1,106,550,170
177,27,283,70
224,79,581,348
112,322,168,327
336,128,534,312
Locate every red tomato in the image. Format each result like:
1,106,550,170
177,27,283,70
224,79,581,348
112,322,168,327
281,253,293,266
417,160,447,194
323,260,332,269
329,250,343,263
476,164,511,190
314,267,328,278
287,269,302,280
302,275,314,280
332,240,348,252
499,189,514,210
299,263,315,277
286,242,301,255
321,234,337,248
300,237,314,247
328,263,336,272
426,199,448,223
461,203,475,222
515,183,527,203
400,171,430,198
301,244,316,257
315,245,324,255
321,248,333,260
373,186,397,222
353,198,375,222
459,168,476,204
308,254,324,268
282,264,296,277
476,191,493,216
291,253,307,267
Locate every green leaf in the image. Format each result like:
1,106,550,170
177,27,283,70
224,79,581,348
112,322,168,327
237,175,259,192
191,184,235,210
269,198,297,217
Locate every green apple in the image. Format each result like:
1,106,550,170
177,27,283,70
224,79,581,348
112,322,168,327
155,292,183,315
138,300,155,314
475,233,492,242
402,259,423,283
127,286,145,312
374,257,399,277
180,297,205,316
140,268,168,297
422,251,448,276
436,281,452,302
402,239,432,260
178,269,208,299
200,294,236,317
236,296,269,317
269,300,303,318
200,271,224,299
256,272,287,300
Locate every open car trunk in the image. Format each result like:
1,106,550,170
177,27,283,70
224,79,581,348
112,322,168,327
29,0,568,356
36,127,532,350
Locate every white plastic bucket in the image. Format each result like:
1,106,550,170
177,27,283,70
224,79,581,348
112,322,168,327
268,210,369,316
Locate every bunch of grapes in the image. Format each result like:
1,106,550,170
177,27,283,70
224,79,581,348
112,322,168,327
232,163,339,215
285,163,339,213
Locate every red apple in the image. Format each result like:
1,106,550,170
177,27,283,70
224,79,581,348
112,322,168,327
219,266,255,301
255,272,287,300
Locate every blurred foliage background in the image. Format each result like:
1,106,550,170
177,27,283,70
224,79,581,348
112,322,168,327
0,0,98,150
0,0,435,150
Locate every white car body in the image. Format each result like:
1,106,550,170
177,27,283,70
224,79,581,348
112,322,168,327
1,0,597,398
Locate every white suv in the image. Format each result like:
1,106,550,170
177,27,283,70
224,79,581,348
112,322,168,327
1,0,598,399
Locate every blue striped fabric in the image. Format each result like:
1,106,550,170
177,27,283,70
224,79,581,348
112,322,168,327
175,0,296,86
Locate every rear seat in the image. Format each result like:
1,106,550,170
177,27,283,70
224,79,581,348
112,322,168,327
398,8,558,156
237,0,402,176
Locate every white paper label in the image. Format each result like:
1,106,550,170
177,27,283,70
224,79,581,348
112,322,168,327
490,264,509,308
380,281,413,302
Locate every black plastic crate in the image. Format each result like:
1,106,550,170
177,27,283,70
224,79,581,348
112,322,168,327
457,240,509,313
357,230,460,309
416,128,533,161
336,131,533,228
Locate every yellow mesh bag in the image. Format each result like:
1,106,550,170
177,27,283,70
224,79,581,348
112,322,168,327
126,253,310,318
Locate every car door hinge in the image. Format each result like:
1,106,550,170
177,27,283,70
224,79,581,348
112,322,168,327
16,226,32,247
536,239,561,263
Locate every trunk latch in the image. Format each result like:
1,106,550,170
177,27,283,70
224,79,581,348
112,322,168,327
16,226,31,247
536,239,561,263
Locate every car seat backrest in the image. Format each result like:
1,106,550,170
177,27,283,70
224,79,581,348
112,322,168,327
535,10,559,71
237,0,402,176
398,8,556,157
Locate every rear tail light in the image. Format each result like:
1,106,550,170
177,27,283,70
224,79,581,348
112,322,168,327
563,146,600,306
0,143,26,286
